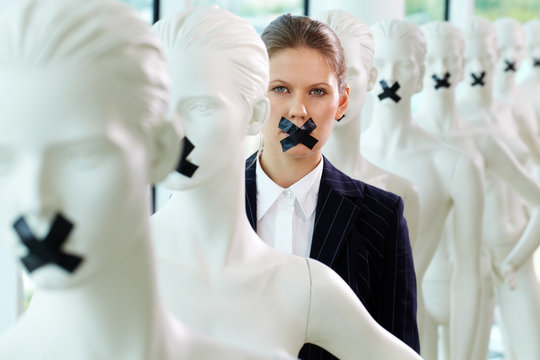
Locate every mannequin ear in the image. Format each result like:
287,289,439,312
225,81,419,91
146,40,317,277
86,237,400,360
147,118,183,184
335,85,350,119
366,66,378,91
247,96,270,136
415,63,425,93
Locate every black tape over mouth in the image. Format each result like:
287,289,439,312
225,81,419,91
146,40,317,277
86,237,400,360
176,137,199,178
432,72,451,90
533,58,540,67
377,80,401,103
471,72,486,87
504,60,517,72
13,213,83,274
278,117,318,152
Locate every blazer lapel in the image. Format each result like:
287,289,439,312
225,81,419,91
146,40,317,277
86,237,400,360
310,158,363,268
245,152,258,231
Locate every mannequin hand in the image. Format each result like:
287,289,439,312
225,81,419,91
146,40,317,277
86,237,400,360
495,262,517,290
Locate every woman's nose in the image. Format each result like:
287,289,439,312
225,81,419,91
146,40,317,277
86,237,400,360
287,94,308,120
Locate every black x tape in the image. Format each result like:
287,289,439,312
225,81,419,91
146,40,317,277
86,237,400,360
13,214,83,273
533,58,540,67
377,80,401,103
176,137,199,178
432,72,451,90
471,72,486,87
504,60,517,72
278,117,318,152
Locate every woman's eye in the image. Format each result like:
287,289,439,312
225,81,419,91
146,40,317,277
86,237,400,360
272,86,288,94
310,88,326,96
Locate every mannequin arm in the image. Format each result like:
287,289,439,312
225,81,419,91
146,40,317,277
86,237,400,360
449,154,483,360
512,105,540,164
402,183,420,250
480,136,540,271
305,259,421,360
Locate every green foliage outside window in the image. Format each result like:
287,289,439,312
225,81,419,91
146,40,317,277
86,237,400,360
475,0,540,22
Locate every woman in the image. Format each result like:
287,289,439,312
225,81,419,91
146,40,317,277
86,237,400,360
244,14,420,358
151,7,420,360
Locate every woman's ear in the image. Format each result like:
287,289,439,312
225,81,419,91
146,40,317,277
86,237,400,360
247,96,270,136
147,117,183,184
367,66,378,91
335,85,350,119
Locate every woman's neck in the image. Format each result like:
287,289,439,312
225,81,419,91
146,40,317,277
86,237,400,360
166,143,258,273
323,114,366,176
259,146,322,189
24,227,172,358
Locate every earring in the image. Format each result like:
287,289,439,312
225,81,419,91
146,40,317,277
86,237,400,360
336,114,345,122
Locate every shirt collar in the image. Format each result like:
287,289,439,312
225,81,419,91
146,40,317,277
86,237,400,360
256,152,323,221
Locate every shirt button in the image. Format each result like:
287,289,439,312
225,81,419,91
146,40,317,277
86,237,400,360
283,189,292,198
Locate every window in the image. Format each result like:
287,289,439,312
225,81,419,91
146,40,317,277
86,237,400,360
405,0,446,24
475,0,540,22
119,0,154,24
188,0,304,33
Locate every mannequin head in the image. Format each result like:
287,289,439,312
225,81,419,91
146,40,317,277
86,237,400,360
523,19,540,68
493,18,525,76
421,21,465,95
458,17,498,92
317,9,377,126
370,19,426,104
260,14,349,160
0,0,178,289
154,7,270,190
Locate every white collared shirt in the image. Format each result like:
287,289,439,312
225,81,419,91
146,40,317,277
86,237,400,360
256,154,323,257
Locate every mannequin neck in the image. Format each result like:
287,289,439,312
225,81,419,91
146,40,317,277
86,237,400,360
418,89,463,133
166,142,257,272
369,97,413,148
458,83,493,109
323,114,366,176
493,71,516,101
24,227,172,357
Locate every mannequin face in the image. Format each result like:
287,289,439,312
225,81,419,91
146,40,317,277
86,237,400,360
161,50,249,190
263,46,348,159
495,30,523,76
0,69,152,289
372,37,424,103
463,35,497,90
423,34,463,94
339,36,375,126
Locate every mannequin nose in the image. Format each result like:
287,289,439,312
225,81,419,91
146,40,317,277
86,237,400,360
433,59,446,76
287,95,308,120
378,64,396,85
18,159,56,221
468,58,483,74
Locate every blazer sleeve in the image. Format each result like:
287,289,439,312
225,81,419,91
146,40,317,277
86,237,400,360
380,197,420,354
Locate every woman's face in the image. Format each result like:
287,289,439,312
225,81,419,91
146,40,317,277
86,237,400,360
263,46,348,160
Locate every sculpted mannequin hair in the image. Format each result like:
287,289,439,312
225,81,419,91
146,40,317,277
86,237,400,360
261,14,347,93
523,19,540,48
152,7,268,116
371,19,426,67
316,10,374,73
459,17,497,61
493,17,525,49
421,21,465,79
0,0,169,133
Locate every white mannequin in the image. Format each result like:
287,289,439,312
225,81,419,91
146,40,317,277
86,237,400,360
493,18,540,169
457,17,540,360
516,19,540,123
317,10,421,248
0,1,290,359
361,19,484,360
415,21,540,360
151,8,421,360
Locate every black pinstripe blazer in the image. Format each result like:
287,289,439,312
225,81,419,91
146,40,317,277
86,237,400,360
245,153,420,359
